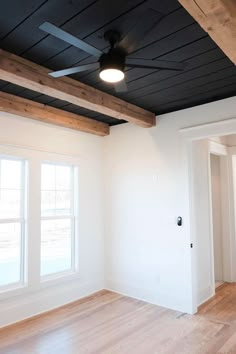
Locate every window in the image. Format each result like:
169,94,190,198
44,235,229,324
0,157,27,288
0,147,79,296
40,163,76,278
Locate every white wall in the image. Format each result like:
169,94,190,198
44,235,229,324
210,154,223,282
0,113,105,328
104,96,236,314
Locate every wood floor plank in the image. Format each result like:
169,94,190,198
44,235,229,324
1,284,236,353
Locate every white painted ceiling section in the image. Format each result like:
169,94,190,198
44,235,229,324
0,95,236,327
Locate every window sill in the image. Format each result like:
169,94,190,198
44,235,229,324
0,272,80,301
0,283,28,300
40,269,80,289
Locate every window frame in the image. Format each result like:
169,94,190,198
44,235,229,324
0,155,28,292
40,161,78,281
0,144,80,298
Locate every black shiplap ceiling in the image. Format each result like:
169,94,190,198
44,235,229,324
0,0,235,126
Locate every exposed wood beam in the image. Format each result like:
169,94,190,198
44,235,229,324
0,91,109,136
179,0,236,64
0,50,156,127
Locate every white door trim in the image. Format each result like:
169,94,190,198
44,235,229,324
180,116,236,313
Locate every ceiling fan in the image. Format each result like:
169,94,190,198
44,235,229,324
39,9,185,92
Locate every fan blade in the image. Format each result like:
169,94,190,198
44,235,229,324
117,8,163,55
126,58,185,71
39,22,103,58
49,63,99,78
114,80,128,93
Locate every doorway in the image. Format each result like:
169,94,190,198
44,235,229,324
191,138,233,307
181,121,236,313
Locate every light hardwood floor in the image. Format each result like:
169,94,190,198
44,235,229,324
1,284,236,354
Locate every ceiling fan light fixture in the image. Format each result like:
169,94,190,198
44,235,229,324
99,50,125,83
99,68,124,83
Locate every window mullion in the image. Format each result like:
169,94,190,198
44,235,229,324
71,216,75,271
20,219,25,284
70,166,75,271
27,159,41,290
41,215,72,221
20,161,26,284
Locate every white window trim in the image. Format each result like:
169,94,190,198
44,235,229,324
0,145,80,298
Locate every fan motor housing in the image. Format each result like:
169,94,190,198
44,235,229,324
99,50,125,72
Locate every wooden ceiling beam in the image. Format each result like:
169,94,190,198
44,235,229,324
0,91,109,136
178,0,236,64
0,50,156,127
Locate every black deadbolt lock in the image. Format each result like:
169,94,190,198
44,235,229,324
177,216,182,226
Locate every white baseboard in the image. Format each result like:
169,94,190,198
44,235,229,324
106,279,194,314
197,285,214,307
0,279,103,328
1,278,197,329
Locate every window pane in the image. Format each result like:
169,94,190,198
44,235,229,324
41,191,56,217
0,159,21,189
41,162,75,278
0,223,21,287
40,219,72,276
0,157,26,290
41,163,72,217
55,191,71,216
0,159,23,219
55,165,71,190
0,190,21,219
41,191,71,217
41,164,55,190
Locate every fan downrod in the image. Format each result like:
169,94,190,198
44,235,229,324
104,30,121,48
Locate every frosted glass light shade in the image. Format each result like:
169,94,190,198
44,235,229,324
99,68,124,83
